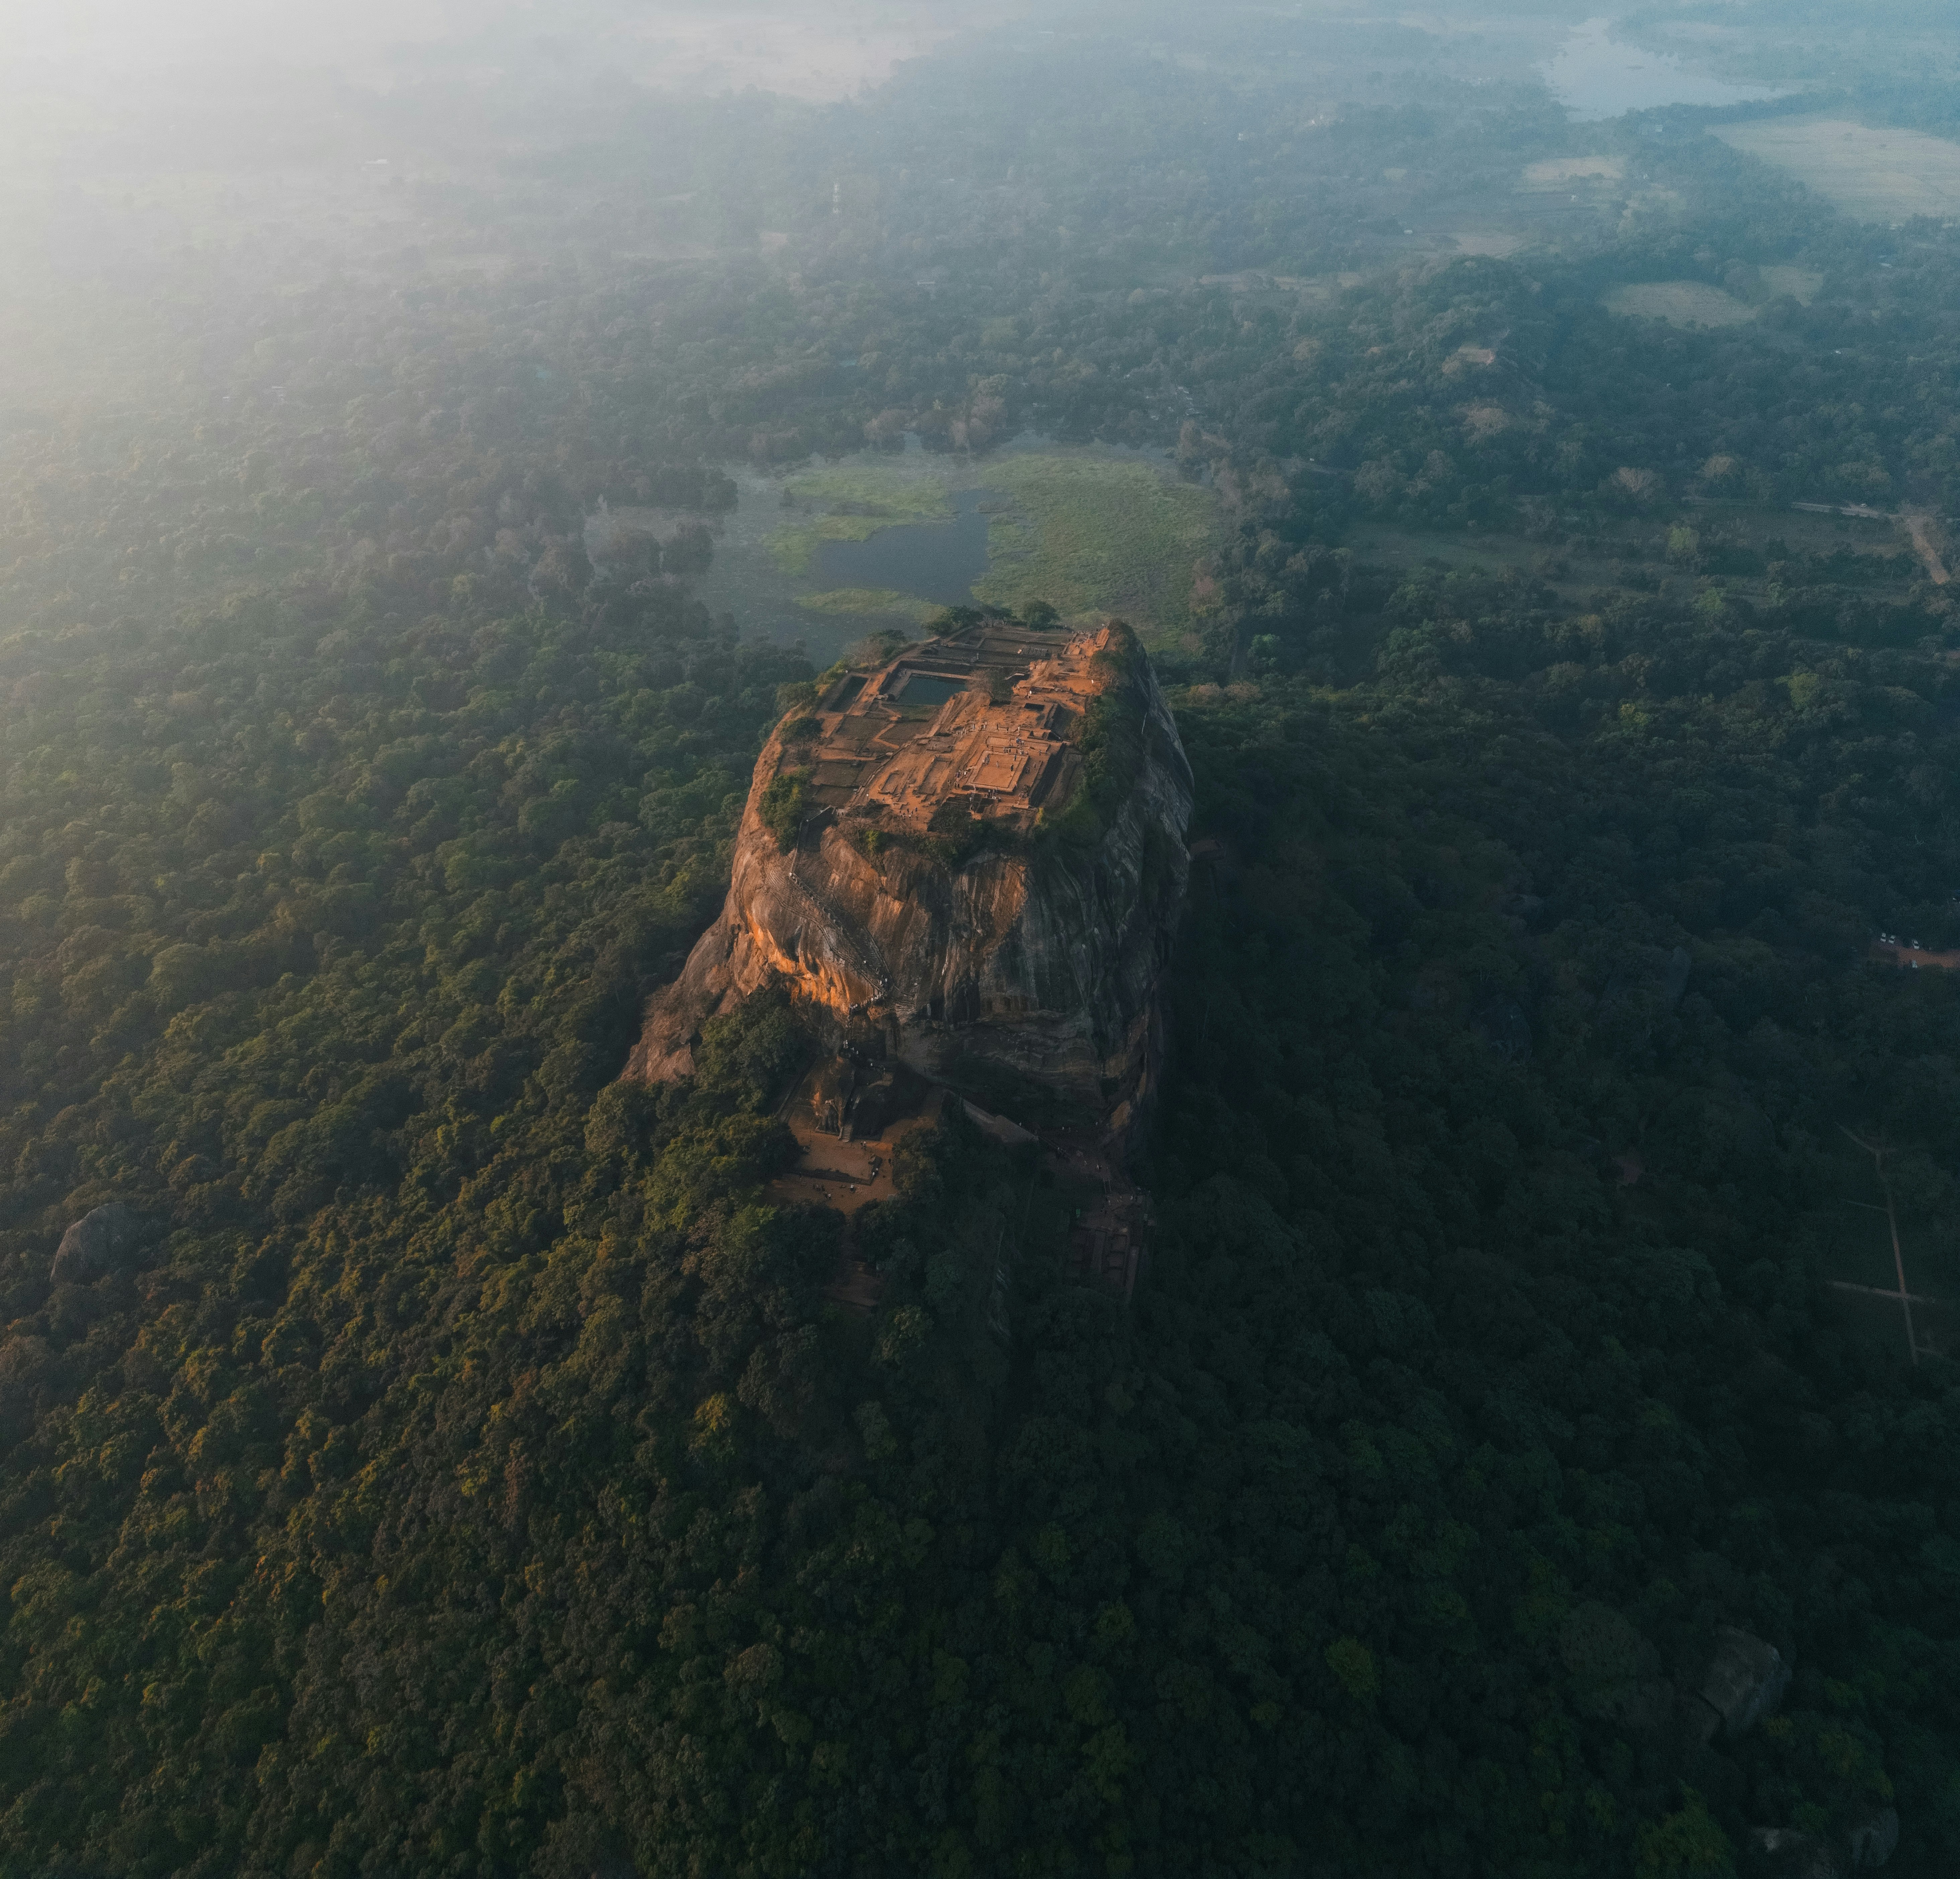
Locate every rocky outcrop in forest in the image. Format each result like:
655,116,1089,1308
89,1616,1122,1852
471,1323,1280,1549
49,1204,148,1285
627,618,1192,1145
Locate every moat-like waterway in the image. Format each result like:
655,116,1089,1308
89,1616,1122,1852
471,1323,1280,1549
810,488,993,607
1543,17,1785,120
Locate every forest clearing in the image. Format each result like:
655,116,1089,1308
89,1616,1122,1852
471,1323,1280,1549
969,453,1219,636
1713,116,1960,220
760,449,1221,644
1604,280,1760,327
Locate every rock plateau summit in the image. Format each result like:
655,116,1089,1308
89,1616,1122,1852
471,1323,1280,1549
628,617,1193,1145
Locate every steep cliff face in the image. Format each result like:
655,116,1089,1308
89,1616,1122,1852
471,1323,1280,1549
626,618,1193,1144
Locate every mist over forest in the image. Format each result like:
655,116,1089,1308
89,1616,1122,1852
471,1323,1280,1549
5,4,1960,1876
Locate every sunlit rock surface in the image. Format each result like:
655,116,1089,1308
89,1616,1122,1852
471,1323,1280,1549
50,1203,147,1284
627,618,1192,1145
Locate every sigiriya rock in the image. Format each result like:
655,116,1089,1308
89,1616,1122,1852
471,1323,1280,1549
627,616,1193,1147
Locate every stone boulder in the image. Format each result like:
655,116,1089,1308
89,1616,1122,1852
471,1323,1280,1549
1698,1625,1791,1739
1749,1808,1898,1878
50,1203,147,1284
806,1054,924,1143
1750,1828,1838,1879
1847,1809,1899,1870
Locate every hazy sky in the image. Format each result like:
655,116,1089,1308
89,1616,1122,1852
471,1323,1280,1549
5,0,1012,92
10,0,453,67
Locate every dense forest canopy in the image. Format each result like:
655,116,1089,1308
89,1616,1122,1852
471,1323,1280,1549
3,3,1960,1874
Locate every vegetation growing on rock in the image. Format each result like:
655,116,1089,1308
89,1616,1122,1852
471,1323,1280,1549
757,770,809,851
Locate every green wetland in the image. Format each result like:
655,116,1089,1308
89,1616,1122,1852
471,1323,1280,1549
688,437,1221,662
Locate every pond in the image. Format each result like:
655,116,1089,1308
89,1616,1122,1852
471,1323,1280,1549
891,672,969,708
656,433,1218,669
1543,17,1784,120
812,487,992,605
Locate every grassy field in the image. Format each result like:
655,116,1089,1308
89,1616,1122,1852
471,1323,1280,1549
1712,117,1960,221
1760,265,1825,304
1521,154,1625,186
796,587,938,622
971,455,1217,638
1603,281,1759,327
766,467,952,573
1348,502,1920,614
764,451,1220,642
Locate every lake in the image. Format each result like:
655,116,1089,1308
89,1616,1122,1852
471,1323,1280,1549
812,487,992,605
1543,17,1784,120
646,434,1217,667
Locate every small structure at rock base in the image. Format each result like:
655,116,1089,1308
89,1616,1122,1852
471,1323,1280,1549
50,1203,147,1284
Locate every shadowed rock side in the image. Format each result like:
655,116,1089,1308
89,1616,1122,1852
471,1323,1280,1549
626,619,1193,1146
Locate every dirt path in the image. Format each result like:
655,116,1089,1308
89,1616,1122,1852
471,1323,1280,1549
1903,510,1950,585
772,1083,952,1313
778,1071,1152,1308
1872,940,1960,971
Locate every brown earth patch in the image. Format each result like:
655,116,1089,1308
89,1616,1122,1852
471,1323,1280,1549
1903,511,1950,585
1872,940,1960,971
